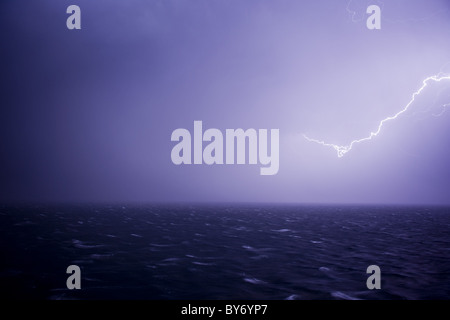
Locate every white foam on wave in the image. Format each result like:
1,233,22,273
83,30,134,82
331,291,361,300
319,267,331,272
285,294,301,300
272,229,291,232
130,233,143,238
233,226,249,231
72,239,104,249
150,243,174,247
192,261,215,266
90,253,114,260
243,277,266,285
250,254,269,260
242,245,273,253
162,257,180,262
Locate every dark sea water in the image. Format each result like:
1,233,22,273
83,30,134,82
0,204,449,300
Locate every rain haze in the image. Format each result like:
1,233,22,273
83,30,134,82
2,0,450,204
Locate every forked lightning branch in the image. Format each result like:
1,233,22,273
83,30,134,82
304,74,450,157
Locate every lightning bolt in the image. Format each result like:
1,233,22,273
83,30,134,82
304,74,450,158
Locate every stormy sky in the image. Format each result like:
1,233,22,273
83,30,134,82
1,0,450,204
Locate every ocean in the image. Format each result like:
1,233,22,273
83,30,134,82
0,204,449,300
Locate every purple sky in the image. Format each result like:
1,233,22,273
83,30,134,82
1,0,450,205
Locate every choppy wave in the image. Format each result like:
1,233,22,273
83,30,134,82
1,204,449,299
